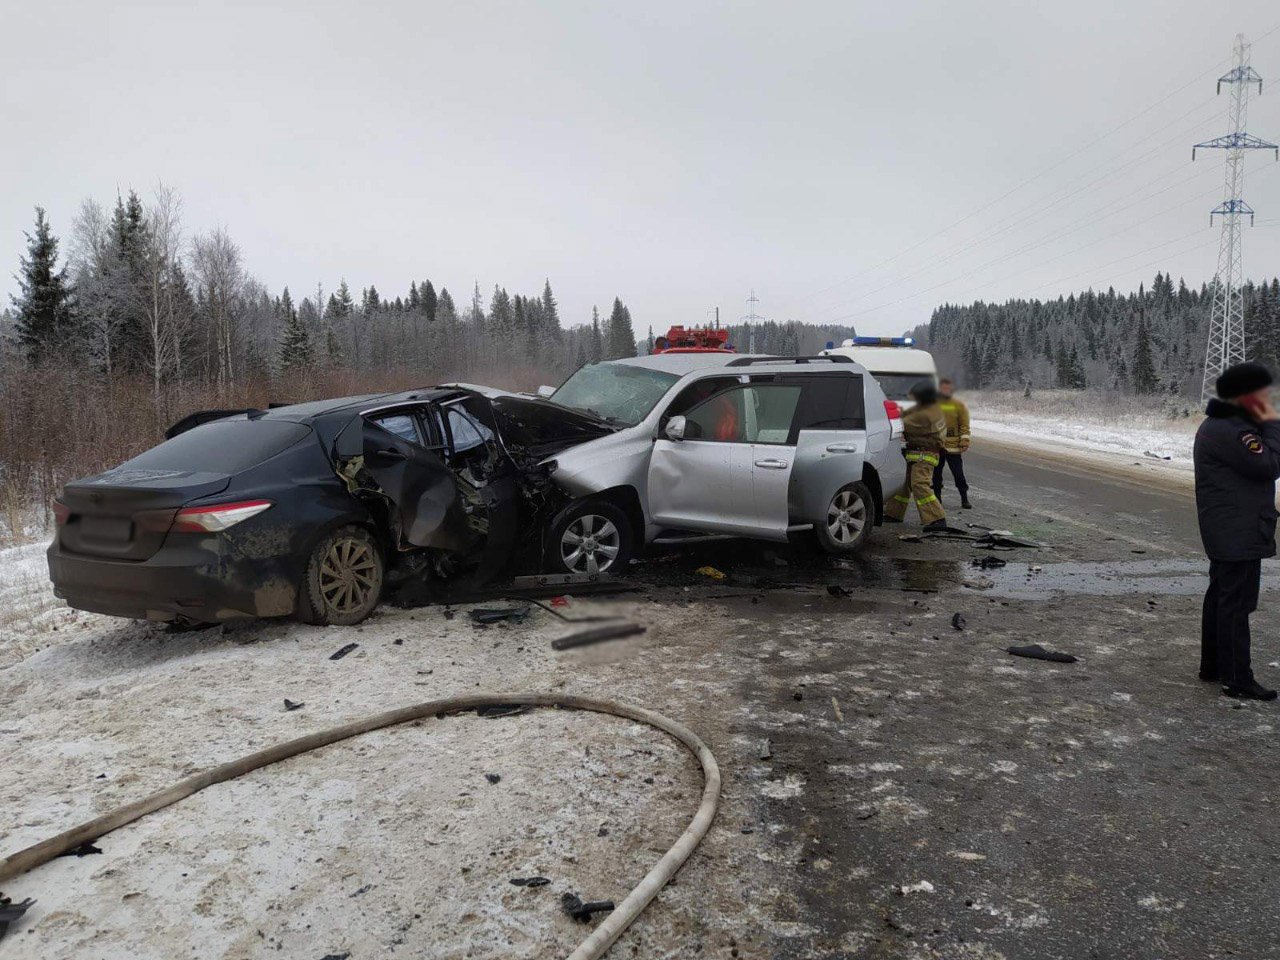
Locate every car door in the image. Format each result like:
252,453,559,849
357,408,478,552
742,379,805,538
647,383,758,534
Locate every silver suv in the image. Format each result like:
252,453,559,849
530,353,897,574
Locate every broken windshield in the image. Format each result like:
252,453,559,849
550,363,680,426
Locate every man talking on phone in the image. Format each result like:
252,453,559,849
1195,361,1280,700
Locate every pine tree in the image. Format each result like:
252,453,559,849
421,280,437,323
541,279,561,339
11,207,76,364
589,306,603,363
606,297,636,359
278,299,314,372
1132,316,1159,394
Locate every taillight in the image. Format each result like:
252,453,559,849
171,499,273,533
52,500,71,526
883,400,902,420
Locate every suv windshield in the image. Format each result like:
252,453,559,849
873,373,935,401
550,363,680,426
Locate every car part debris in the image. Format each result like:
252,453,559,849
827,584,853,597
469,604,530,625
517,597,622,624
510,876,551,887
0,894,35,939
962,577,994,591
902,530,1042,549
1007,643,1078,664
970,556,1007,570
562,892,616,923
696,566,727,580
329,643,359,661
951,613,966,631
283,699,305,712
551,622,646,652
485,773,502,784
758,739,772,760
831,697,844,722
0,693,720,960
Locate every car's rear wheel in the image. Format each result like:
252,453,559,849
547,499,634,576
298,525,385,625
815,482,873,556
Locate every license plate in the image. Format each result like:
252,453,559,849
82,515,133,542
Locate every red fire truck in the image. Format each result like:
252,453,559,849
651,325,735,354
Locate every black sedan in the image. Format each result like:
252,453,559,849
48,388,613,626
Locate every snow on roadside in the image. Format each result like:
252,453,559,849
964,389,1199,467
0,541,108,670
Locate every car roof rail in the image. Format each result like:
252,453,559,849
724,355,854,367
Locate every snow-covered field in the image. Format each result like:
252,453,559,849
964,389,1200,466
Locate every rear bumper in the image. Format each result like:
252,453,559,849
47,537,301,624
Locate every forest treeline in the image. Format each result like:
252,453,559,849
1,189,642,395
913,272,1280,398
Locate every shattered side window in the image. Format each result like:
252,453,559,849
369,414,420,445
445,407,494,455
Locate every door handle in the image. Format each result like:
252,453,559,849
754,458,789,469
374,447,409,462
825,442,860,453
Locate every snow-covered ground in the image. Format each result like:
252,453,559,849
964,389,1200,467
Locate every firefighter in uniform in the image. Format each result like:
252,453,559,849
884,380,948,531
933,377,973,509
1195,361,1280,701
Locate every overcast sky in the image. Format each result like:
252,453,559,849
5,0,1280,336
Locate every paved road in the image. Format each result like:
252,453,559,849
628,438,1280,960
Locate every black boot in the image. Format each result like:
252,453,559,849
961,495,973,509
1223,678,1278,701
922,519,949,533
1198,669,1220,682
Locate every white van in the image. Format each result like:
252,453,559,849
818,336,938,401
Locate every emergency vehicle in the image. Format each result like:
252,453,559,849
651,325,735,354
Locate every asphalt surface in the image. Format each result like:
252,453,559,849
615,438,1280,960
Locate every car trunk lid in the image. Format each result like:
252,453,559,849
59,469,231,560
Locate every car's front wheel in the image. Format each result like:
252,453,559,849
815,482,874,556
546,499,634,576
298,525,385,625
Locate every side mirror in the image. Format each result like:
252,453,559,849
664,416,687,441
536,385,556,399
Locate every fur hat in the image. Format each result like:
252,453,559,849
1216,361,1273,400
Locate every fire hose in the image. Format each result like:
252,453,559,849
0,692,721,960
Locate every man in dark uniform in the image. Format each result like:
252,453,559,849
1195,361,1280,700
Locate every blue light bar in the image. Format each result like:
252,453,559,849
851,336,915,347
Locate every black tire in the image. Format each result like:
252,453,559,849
297,525,385,626
814,481,874,556
546,499,635,576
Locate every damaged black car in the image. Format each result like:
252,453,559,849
47,388,614,626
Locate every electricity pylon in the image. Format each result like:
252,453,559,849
1193,34,1279,401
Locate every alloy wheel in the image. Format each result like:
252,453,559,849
561,515,621,574
318,536,380,615
827,489,867,544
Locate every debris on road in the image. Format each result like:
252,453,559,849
951,613,967,631
971,556,1007,570
328,643,359,661
827,584,853,597
831,697,844,722
469,605,530,625
283,698,305,712
758,739,772,760
902,529,1043,550
962,577,994,591
0,895,36,939
58,841,102,858
897,880,935,895
485,773,502,784
561,892,616,923
696,566,727,581
550,621,645,651
509,877,551,888
1007,643,1079,664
